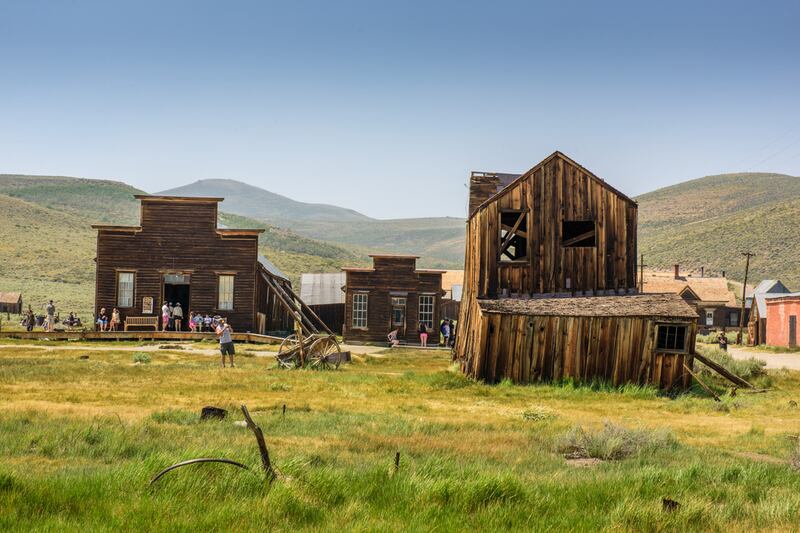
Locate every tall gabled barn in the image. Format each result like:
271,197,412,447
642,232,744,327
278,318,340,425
455,152,698,389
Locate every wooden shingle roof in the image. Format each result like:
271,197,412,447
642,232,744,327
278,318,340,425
478,293,698,319
0,292,22,304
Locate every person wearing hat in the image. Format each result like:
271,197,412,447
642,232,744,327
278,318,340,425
216,318,235,367
173,302,183,331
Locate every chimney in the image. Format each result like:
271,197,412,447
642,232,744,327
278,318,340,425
674,264,680,279
700,266,704,278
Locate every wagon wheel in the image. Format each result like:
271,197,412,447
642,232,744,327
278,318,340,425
308,336,342,370
276,334,300,369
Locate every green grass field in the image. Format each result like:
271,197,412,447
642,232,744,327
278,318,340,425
1,342,799,531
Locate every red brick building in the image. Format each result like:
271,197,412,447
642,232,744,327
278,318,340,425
765,294,800,348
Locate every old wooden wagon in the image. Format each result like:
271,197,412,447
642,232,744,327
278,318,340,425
455,151,698,389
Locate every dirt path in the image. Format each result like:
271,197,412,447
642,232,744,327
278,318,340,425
0,342,388,357
727,345,800,371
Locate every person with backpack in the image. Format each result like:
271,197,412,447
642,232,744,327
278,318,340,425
440,319,450,347
418,322,428,347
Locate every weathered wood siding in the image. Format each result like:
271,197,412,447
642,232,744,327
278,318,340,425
343,256,442,343
466,153,637,298
96,198,262,332
459,310,695,389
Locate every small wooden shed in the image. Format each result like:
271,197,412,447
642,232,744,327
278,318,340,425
0,292,23,314
343,255,444,344
455,151,698,389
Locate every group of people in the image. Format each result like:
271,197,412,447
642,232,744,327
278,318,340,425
388,319,457,348
96,308,121,331
158,301,226,333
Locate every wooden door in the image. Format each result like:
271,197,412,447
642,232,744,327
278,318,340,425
790,315,797,347
391,297,407,336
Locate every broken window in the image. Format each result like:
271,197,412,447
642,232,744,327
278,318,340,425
562,220,596,247
656,324,688,353
499,211,528,262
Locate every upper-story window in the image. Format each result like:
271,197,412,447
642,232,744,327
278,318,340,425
562,220,596,247
499,211,528,262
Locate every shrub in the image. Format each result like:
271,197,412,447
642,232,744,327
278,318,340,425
695,346,766,380
522,406,556,422
791,442,800,471
556,421,676,460
696,331,741,344
132,352,152,364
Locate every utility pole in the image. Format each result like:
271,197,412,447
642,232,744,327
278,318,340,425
738,252,755,344
638,254,648,293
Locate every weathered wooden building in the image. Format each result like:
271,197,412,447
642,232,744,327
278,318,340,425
642,266,740,332
342,255,444,344
0,292,23,315
93,195,298,334
455,151,698,389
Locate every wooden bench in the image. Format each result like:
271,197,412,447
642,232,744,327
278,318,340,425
124,316,159,331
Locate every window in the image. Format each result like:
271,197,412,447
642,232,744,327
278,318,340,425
117,272,134,308
391,297,406,326
705,311,714,326
218,275,234,310
419,295,434,328
352,293,368,328
562,220,596,247
656,324,688,353
499,211,528,262
729,311,739,327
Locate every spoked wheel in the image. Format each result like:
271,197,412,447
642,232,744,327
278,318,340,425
308,336,342,370
276,334,300,369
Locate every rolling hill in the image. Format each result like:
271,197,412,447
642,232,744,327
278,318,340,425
637,172,800,289
159,179,466,268
0,175,369,315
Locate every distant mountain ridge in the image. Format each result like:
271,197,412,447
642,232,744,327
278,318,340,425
159,179,372,224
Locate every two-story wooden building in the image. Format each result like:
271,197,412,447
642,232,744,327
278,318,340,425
93,195,295,334
455,152,698,389
342,255,444,344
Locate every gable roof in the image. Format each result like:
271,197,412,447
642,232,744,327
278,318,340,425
0,292,22,305
300,272,346,306
753,279,790,294
469,151,637,220
642,270,736,306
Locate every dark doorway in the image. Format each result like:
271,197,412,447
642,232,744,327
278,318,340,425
163,273,191,331
790,315,797,347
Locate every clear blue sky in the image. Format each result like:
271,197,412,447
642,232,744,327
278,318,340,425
1,0,799,219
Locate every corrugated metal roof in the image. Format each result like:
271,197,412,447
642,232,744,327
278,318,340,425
300,272,346,306
258,255,289,281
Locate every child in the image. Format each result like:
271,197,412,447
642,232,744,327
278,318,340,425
188,311,196,332
110,308,120,331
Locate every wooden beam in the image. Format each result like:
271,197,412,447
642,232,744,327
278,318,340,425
499,212,526,256
562,230,596,248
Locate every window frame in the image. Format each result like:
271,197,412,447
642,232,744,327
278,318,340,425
352,292,368,330
116,271,135,309
655,323,689,354
498,209,529,263
217,274,235,311
419,294,435,329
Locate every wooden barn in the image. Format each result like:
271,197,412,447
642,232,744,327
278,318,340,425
342,255,444,344
93,195,310,334
455,151,698,389
0,292,23,315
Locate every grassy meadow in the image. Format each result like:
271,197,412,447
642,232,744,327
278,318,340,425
1,342,799,531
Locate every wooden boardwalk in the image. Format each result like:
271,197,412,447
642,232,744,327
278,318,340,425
0,330,284,344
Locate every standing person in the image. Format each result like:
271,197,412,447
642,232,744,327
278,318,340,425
173,302,183,331
161,302,170,332
718,328,728,352
216,319,235,368
45,300,55,332
25,306,35,332
418,321,428,347
449,320,457,348
440,319,450,347
110,308,120,332
188,311,196,332
168,302,175,331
